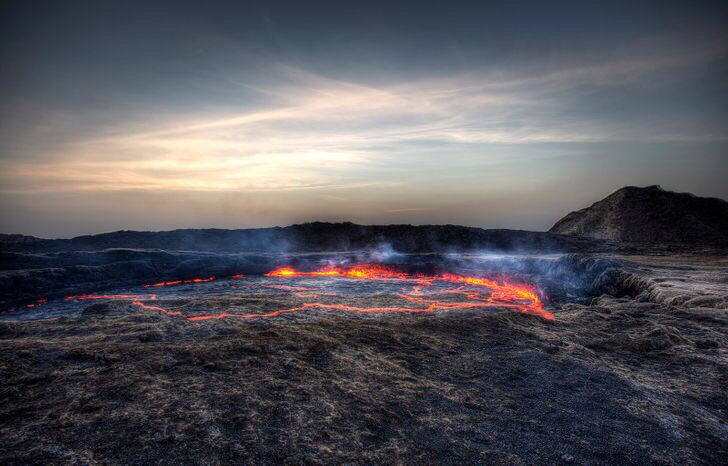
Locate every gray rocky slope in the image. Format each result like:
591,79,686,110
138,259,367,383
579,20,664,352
550,185,728,247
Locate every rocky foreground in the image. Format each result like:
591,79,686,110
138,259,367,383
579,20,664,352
1,254,726,465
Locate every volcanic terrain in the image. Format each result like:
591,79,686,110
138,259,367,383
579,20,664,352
1,186,726,464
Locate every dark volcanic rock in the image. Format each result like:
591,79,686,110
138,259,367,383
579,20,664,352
549,185,728,247
0,233,43,246
2,296,727,465
1,222,611,254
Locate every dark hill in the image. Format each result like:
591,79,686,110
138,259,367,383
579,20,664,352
0,222,610,254
549,186,728,247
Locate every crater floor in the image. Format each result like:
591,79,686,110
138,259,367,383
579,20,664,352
1,254,726,464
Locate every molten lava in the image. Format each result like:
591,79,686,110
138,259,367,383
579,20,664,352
25,299,47,308
265,263,409,280
143,277,215,288
17,264,552,321
264,264,550,319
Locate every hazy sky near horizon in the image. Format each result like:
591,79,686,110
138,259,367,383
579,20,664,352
1,0,727,238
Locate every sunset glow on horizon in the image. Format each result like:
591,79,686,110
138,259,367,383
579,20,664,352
1,1,726,237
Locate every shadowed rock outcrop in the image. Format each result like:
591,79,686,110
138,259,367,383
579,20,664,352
549,185,728,247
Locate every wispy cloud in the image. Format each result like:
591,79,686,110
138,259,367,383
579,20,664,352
2,43,725,194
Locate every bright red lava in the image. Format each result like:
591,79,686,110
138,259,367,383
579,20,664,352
24,299,47,308
143,277,215,288
264,265,551,319
54,264,552,321
265,264,409,280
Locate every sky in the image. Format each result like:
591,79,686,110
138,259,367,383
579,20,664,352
0,0,726,238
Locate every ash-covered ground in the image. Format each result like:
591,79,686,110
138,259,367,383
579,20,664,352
1,252,726,464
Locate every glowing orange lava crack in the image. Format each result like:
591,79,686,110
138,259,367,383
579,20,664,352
143,277,216,288
265,264,409,280
263,264,551,319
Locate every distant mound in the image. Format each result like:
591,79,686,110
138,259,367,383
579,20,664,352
0,222,610,254
0,233,42,246
550,186,728,247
